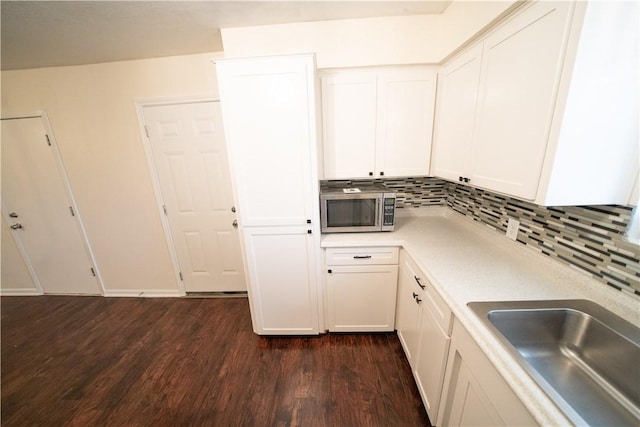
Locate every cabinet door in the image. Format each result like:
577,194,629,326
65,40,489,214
396,253,422,365
242,226,320,335
321,71,377,179
217,55,317,226
431,45,483,182
438,350,504,427
471,2,572,199
326,264,398,332
414,305,451,423
376,68,437,178
437,320,537,426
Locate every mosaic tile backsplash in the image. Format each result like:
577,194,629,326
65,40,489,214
320,177,447,208
322,177,640,297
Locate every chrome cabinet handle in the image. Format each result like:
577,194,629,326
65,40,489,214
10,223,22,230
414,276,425,290
231,206,236,213
353,255,372,259
232,220,238,228
9,212,18,218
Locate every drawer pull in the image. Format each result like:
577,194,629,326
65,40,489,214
353,255,372,259
412,292,419,299
414,276,425,289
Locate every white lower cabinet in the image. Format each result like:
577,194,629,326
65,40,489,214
396,250,452,423
414,300,451,422
396,250,535,426
437,318,537,426
243,226,320,335
395,256,422,364
325,247,398,332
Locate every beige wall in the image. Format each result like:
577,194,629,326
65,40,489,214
1,52,222,294
221,1,518,68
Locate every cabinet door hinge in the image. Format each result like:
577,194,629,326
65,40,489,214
162,205,167,216
144,125,150,138
179,272,183,281
90,267,96,277
69,206,75,216
45,134,52,146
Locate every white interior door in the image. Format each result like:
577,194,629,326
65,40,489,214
1,116,101,295
142,101,246,293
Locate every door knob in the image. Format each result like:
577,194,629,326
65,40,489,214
232,220,238,228
9,212,18,218
10,223,23,230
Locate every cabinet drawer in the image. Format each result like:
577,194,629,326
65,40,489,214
402,251,453,335
326,246,399,265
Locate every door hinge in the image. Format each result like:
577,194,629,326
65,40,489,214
90,267,96,277
162,205,167,216
144,125,150,138
69,206,75,216
45,134,52,146
179,272,183,281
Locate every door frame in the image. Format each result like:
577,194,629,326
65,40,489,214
135,96,222,296
0,111,105,295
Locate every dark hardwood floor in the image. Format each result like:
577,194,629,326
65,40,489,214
2,296,431,426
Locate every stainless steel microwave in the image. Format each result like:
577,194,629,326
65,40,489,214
320,185,396,233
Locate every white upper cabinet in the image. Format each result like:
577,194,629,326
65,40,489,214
471,1,571,200
375,69,437,178
539,0,639,206
321,67,437,179
321,70,378,179
431,44,483,183
432,0,639,206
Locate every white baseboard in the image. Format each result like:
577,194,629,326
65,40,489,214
103,289,183,298
0,288,44,296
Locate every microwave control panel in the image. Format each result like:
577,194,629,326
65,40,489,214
383,197,395,226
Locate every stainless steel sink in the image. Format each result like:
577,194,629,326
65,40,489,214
468,300,640,426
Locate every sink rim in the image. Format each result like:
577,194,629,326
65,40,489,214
469,299,639,346
467,299,640,427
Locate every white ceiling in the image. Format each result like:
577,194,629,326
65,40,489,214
1,1,452,70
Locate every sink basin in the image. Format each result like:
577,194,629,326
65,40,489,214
468,300,640,426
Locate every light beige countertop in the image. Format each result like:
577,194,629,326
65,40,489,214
321,207,640,426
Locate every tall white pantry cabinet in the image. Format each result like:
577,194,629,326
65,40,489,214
216,54,322,335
